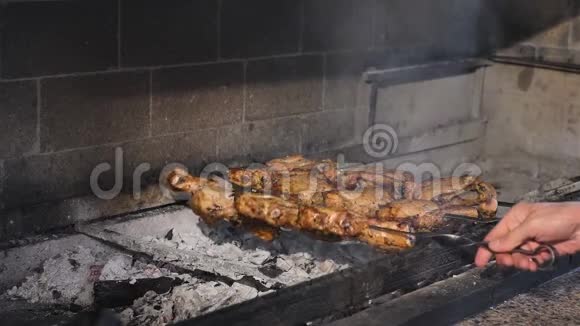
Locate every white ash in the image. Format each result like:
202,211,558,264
4,248,184,307
98,254,175,282
141,226,359,287
91,209,386,290
120,281,259,326
5,246,98,306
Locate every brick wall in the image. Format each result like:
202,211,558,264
0,0,494,239
491,0,579,60
481,0,580,195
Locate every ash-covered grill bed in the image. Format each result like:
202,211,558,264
2,198,579,325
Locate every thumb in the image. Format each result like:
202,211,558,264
488,223,532,252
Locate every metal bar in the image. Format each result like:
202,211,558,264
368,83,378,127
491,56,580,74
364,59,491,86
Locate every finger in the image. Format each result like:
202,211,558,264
512,253,530,270
512,242,534,270
483,203,531,243
521,241,547,266
488,220,536,252
495,253,514,267
475,247,494,267
538,251,552,263
477,203,532,268
528,258,538,272
554,240,580,256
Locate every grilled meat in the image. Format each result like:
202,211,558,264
377,199,480,231
436,181,498,217
169,157,498,250
170,169,414,249
228,167,275,191
168,169,237,225
235,192,413,248
272,171,335,197
377,200,440,220
324,188,393,217
337,167,415,200
229,167,333,192
363,220,416,248
235,193,300,227
413,175,478,201
265,154,318,171
411,206,479,230
473,182,498,217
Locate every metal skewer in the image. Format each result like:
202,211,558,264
368,225,558,270
443,213,501,225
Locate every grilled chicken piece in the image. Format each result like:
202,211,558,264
266,155,339,184
228,167,275,191
413,175,478,201
230,167,335,206
362,220,415,249
440,190,480,206
323,188,393,217
437,182,498,218
229,166,332,191
298,206,369,237
235,193,300,227
411,206,479,230
473,182,498,218
168,169,237,225
272,171,335,196
235,193,414,248
443,205,480,218
265,154,318,171
235,193,366,237
338,168,416,200
170,165,496,249
377,200,440,220
377,199,479,231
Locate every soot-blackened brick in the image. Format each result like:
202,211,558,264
216,124,248,165
0,81,37,159
2,1,117,78
246,55,323,121
303,0,373,52
122,0,218,66
41,72,149,152
3,129,217,209
3,146,117,208
221,0,302,58
301,110,355,154
152,62,243,135
325,52,368,111
243,118,301,162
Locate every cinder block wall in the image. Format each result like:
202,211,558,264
480,0,580,199
0,0,494,239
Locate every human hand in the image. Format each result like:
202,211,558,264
475,202,580,271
